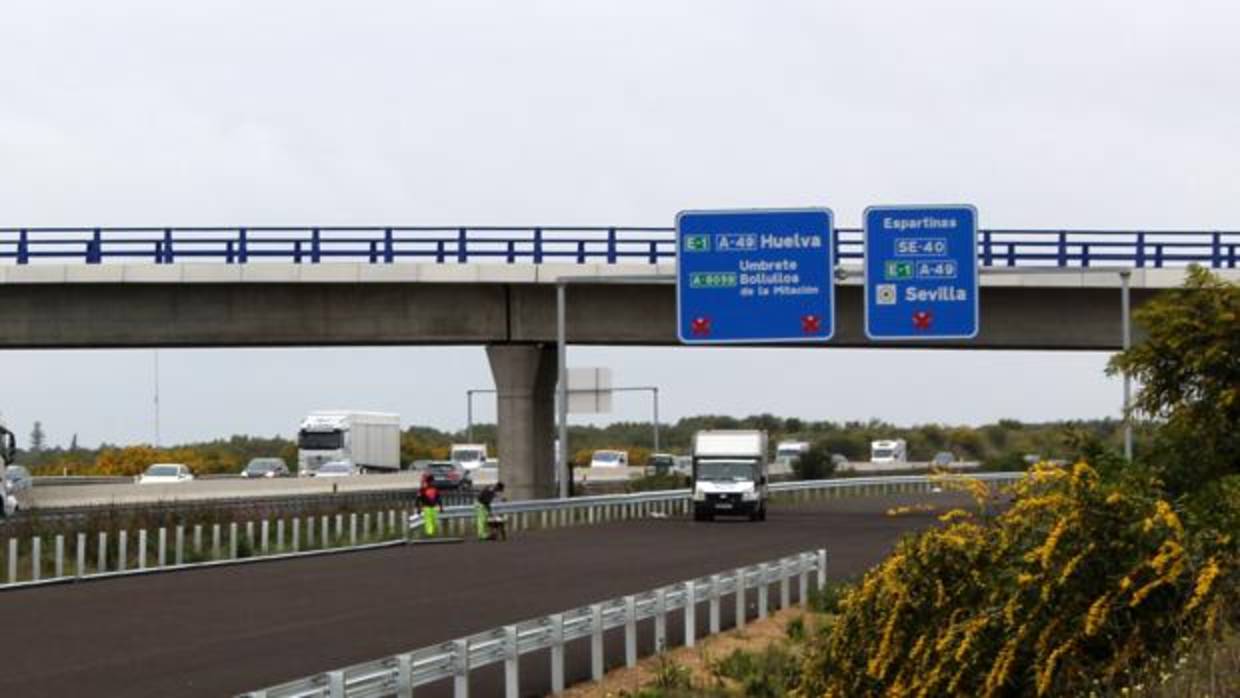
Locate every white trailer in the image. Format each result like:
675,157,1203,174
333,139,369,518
870,439,908,464
692,430,769,522
297,411,401,476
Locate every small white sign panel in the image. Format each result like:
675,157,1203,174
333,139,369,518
568,367,613,414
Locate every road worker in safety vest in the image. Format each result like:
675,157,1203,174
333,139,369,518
416,472,444,537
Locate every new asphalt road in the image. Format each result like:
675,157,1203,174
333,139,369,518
0,491,972,697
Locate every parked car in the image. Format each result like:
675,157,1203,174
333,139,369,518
241,458,290,479
932,452,956,467
137,463,194,484
313,460,359,478
423,460,472,490
3,464,33,517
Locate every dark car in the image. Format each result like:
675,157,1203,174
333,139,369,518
423,461,472,490
241,458,291,479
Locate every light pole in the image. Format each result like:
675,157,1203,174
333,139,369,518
153,349,161,447
1120,269,1133,461
554,275,675,498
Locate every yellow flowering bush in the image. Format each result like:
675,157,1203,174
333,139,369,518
799,462,1237,697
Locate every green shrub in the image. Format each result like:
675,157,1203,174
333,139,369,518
800,462,1238,697
711,644,801,697
793,441,837,480
627,472,689,493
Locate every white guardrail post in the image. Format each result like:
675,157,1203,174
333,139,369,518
683,580,696,647
504,624,519,697
453,638,470,697
757,563,769,619
780,557,790,609
550,612,566,693
655,587,668,650
590,603,604,680
735,566,746,629
395,653,413,698
624,595,638,667
709,574,721,634
818,548,828,591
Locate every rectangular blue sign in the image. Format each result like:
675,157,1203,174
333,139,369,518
864,205,979,340
677,208,834,344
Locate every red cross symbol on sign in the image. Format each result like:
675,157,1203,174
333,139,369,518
691,316,712,336
912,310,933,331
801,314,821,334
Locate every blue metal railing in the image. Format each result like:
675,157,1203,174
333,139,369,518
0,226,1236,268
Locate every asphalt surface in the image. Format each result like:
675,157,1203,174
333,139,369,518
0,492,970,697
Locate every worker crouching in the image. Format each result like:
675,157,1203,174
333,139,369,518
475,482,506,541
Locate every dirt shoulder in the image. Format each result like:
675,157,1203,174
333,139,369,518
557,607,808,697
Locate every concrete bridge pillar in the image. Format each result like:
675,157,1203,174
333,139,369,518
486,344,557,501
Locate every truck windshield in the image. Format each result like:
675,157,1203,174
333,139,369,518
452,450,483,463
873,449,894,459
696,460,758,482
593,452,623,463
299,430,343,450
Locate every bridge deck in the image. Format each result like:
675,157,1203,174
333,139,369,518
0,492,969,698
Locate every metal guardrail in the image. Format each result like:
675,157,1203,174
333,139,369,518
1,226,1236,268
1,472,1023,590
242,548,828,698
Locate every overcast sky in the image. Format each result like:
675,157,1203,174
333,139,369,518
3,1,1236,447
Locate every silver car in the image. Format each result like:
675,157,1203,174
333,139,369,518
3,465,33,517
313,460,359,478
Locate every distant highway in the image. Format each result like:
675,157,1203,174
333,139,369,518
27,471,426,509
0,491,973,698
24,467,647,511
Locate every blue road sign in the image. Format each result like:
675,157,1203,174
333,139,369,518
864,205,979,340
677,208,834,344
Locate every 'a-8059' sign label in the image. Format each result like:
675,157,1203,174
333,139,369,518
689,272,738,289
676,208,835,344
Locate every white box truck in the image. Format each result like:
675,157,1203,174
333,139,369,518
692,430,769,522
870,439,908,464
297,411,401,476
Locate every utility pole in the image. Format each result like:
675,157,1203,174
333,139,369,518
1120,270,1133,461
153,350,161,447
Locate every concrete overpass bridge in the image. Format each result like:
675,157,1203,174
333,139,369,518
3,225,1238,499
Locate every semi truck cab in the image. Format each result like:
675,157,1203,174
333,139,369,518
1,423,17,518
297,411,400,476
692,430,769,522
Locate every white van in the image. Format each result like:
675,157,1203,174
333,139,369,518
692,430,769,522
450,444,489,472
589,450,628,468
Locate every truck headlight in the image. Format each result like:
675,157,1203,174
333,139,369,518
742,490,759,501
693,490,706,501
